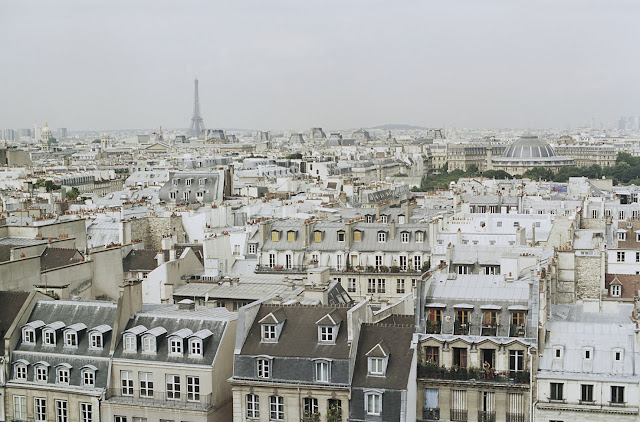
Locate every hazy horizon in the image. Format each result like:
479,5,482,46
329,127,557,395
1,0,639,131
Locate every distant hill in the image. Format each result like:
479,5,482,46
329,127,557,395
369,124,427,130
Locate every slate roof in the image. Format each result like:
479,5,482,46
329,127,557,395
40,247,83,271
113,305,235,366
123,249,159,272
605,274,640,299
0,291,30,354
240,304,352,359
351,323,414,390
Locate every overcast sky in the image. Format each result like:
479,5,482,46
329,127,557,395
1,0,639,131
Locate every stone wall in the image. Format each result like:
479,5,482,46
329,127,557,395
575,255,602,299
130,215,185,250
556,250,576,304
580,218,606,230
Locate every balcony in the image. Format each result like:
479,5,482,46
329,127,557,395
450,409,467,421
330,265,422,275
104,389,213,411
422,407,440,420
426,320,442,334
481,324,498,336
255,265,308,274
478,411,496,422
506,413,525,422
454,322,470,335
509,324,526,337
417,363,530,385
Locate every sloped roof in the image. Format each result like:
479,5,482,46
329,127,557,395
0,291,30,354
40,248,83,271
123,249,158,272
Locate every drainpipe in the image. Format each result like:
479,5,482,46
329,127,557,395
528,346,534,422
298,387,302,421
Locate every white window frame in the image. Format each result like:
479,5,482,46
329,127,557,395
189,339,202,356
55,399,68,422
269,395,284,421
56,367,70,384
257,358,270,379
22,328,35,345
139,372,153,397
142,335,156,353
82,369,95,387
315,360,330,383
618,231,627,241
169,338,183,355
123,334,136,352
121,370,133,395
34,397,46,422
617,251,626,262
378,232,386,243
43,329,56,346
14,363,27,380
611,284,622,297
14,395,26,421
80,403,92,422
401,232,409,243
319,325,335,343
262,324,277,342
64,331,78,348
416,231,424,243
166,374,181,400
35,365,48,382
247,394,260,419
365,391,383,416
187,375,200,401
89,333,103,349
368,357,386,375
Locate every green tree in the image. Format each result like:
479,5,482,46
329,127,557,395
285,152,302,159
522,167,554,181
43,180,61,192
482,170,513,179
66,187,80,199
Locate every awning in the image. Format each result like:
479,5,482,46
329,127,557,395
453,303,475,309
426,303,447,308
480,305,502,310
507,305,529,311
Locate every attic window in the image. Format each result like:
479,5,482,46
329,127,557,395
314,231,322,243
262,324,277,342
64,331,78,348
337,231,345,242
271,231,280,242
43,330,56,346
123,334,137,352
611,284,621,297
618,231,627,241
377,232,386,243
368,357,388,376
614,349,623,362
287,231,296,242
553,346,564,359
416,231,424,243
169,338,183,355
353,230,362,242
189,338,202,356
89,333,103,349
142,335,156,353
319,326,335,343
583,347,593,360
22,328,36,345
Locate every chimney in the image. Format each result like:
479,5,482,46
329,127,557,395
345,220,352,249
110,280,143,352
169,245,176,261
178,299,196,311
390,219,396,240
156,249,164,266
303,220,311,248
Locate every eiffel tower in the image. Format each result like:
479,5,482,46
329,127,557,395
188,78,205,138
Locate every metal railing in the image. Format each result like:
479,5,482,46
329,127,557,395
450,409,468,421
423,407,440,420
417,363,530,385
104,388,213,411
478,411,496,422
255,265,308,273
506,413,525,422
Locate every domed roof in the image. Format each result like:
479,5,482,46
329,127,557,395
503,135,556,158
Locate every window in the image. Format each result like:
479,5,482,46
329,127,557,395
347,278,356,293
271,231,280,242
457,265,470,275
319,326,335,343
399,256,408,270
187,376,200,401
614,349,623,361
23,328,35,344
13,395,26,421
142,336,155,353
247,394,260,419
304,397,319,419
123,334,136,352
380,215,388,223
511,311,526,326
618,231,626,241
414,255,422,271
617,251,626,262
365,392,382,416
80,403,92,422
15,363,27,380
497,221,502,227
172,178,179,186
485,265,499,275
353,231,362,242
337,231,345,242
509,350,524,373
64,331,77,347
581,384,594,402
368,278,376,293
199,178,206,186
183,191,190,202
140,372,153,397
416,231,424,243
57,366,70,384
619,211,625,219
170,191,176,200
315,360,329,382
401,232,409,243
397,279,405,294
583,348,593,360
257,359,270,378
55,400,68,422
377,278,386,293
287,231,296,242
453,347,468,368
550,383,564,401
375,255,383,270
553,346,563,359
169,338,182,354
336,254,343,270
611,284,622,297
369,357,385,375
262,324,277,341
115,417,127,422
269,253,276,268
270,396,284,420
248,243,257,254
611,386,625,404
90,333,102,349
121,371,133,395
166,374,181,400
35,398,46,422
457,309,470,324
189,339,202,356
378,232,386,242
82,369,95,387
425,346,439,365
44,330,56,346
483,310,498,327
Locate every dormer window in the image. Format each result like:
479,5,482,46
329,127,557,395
271,230,280,242
43,330,56,346
613,348,624,362
169,338,182,354
314,231,322,243
89,333,103,349
618,231,627,241
172,178,179,186
401,232,409,243
199,178,206,186
123,334,136,352
35,362,49,382
314,359,331,383
380,215,388,223
14,360,28,380
319,326,335,343
316,310,342,345
22,328,36,344
416,231,425,243
186,178,193,186
81,365,97,387
64,331,78,347
256,357,271,379
366,340,390,376
583,347,593,360
368,357,386,376
142,335,156,353
353,230,362,242
262,324,277,342
56,364,71,384
189,339,202,356
337,230,345,242
287,231,296,242
553,346,564,359
377,231,386,242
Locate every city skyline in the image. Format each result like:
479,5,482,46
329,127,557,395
1,1,639,131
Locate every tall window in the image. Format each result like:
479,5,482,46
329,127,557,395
270,396,284,420
368,278,376,293
396,279,405,294
13,396,26,421
121,371,133,395
315,361,329,382
257,359,270,378
550,383,564,400
55,400,68,422
416,231,425,243
511,311,526,326
247,394,259,418
581,384,594,402
375,255,383,269
304,397,319,418
457,309,470,324
414,255,422,271
377,279,386,293
365,392,382,416
378,232,386,242
401,232,409,243
337,231,345,242
617,251,626,262
34,398,46,422
187,376,200,401
509,350,524,374
80,403,92,422
269,253,276,268
611,386,625,404
166,375,181,400
336,254,343,270
399,256,408,270
347,278,356,293
483,311,498,326
425,346,439,365
140,372,153,397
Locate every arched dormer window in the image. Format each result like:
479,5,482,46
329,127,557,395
88,324,111,350
168,328,193,355
188,329,212,357
81,365,97,387
122,325,147,352
34,361,50,382
42,321,65,346
13,359,29,380
22,320,44,345
56,363,72,384
64,323,87,348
